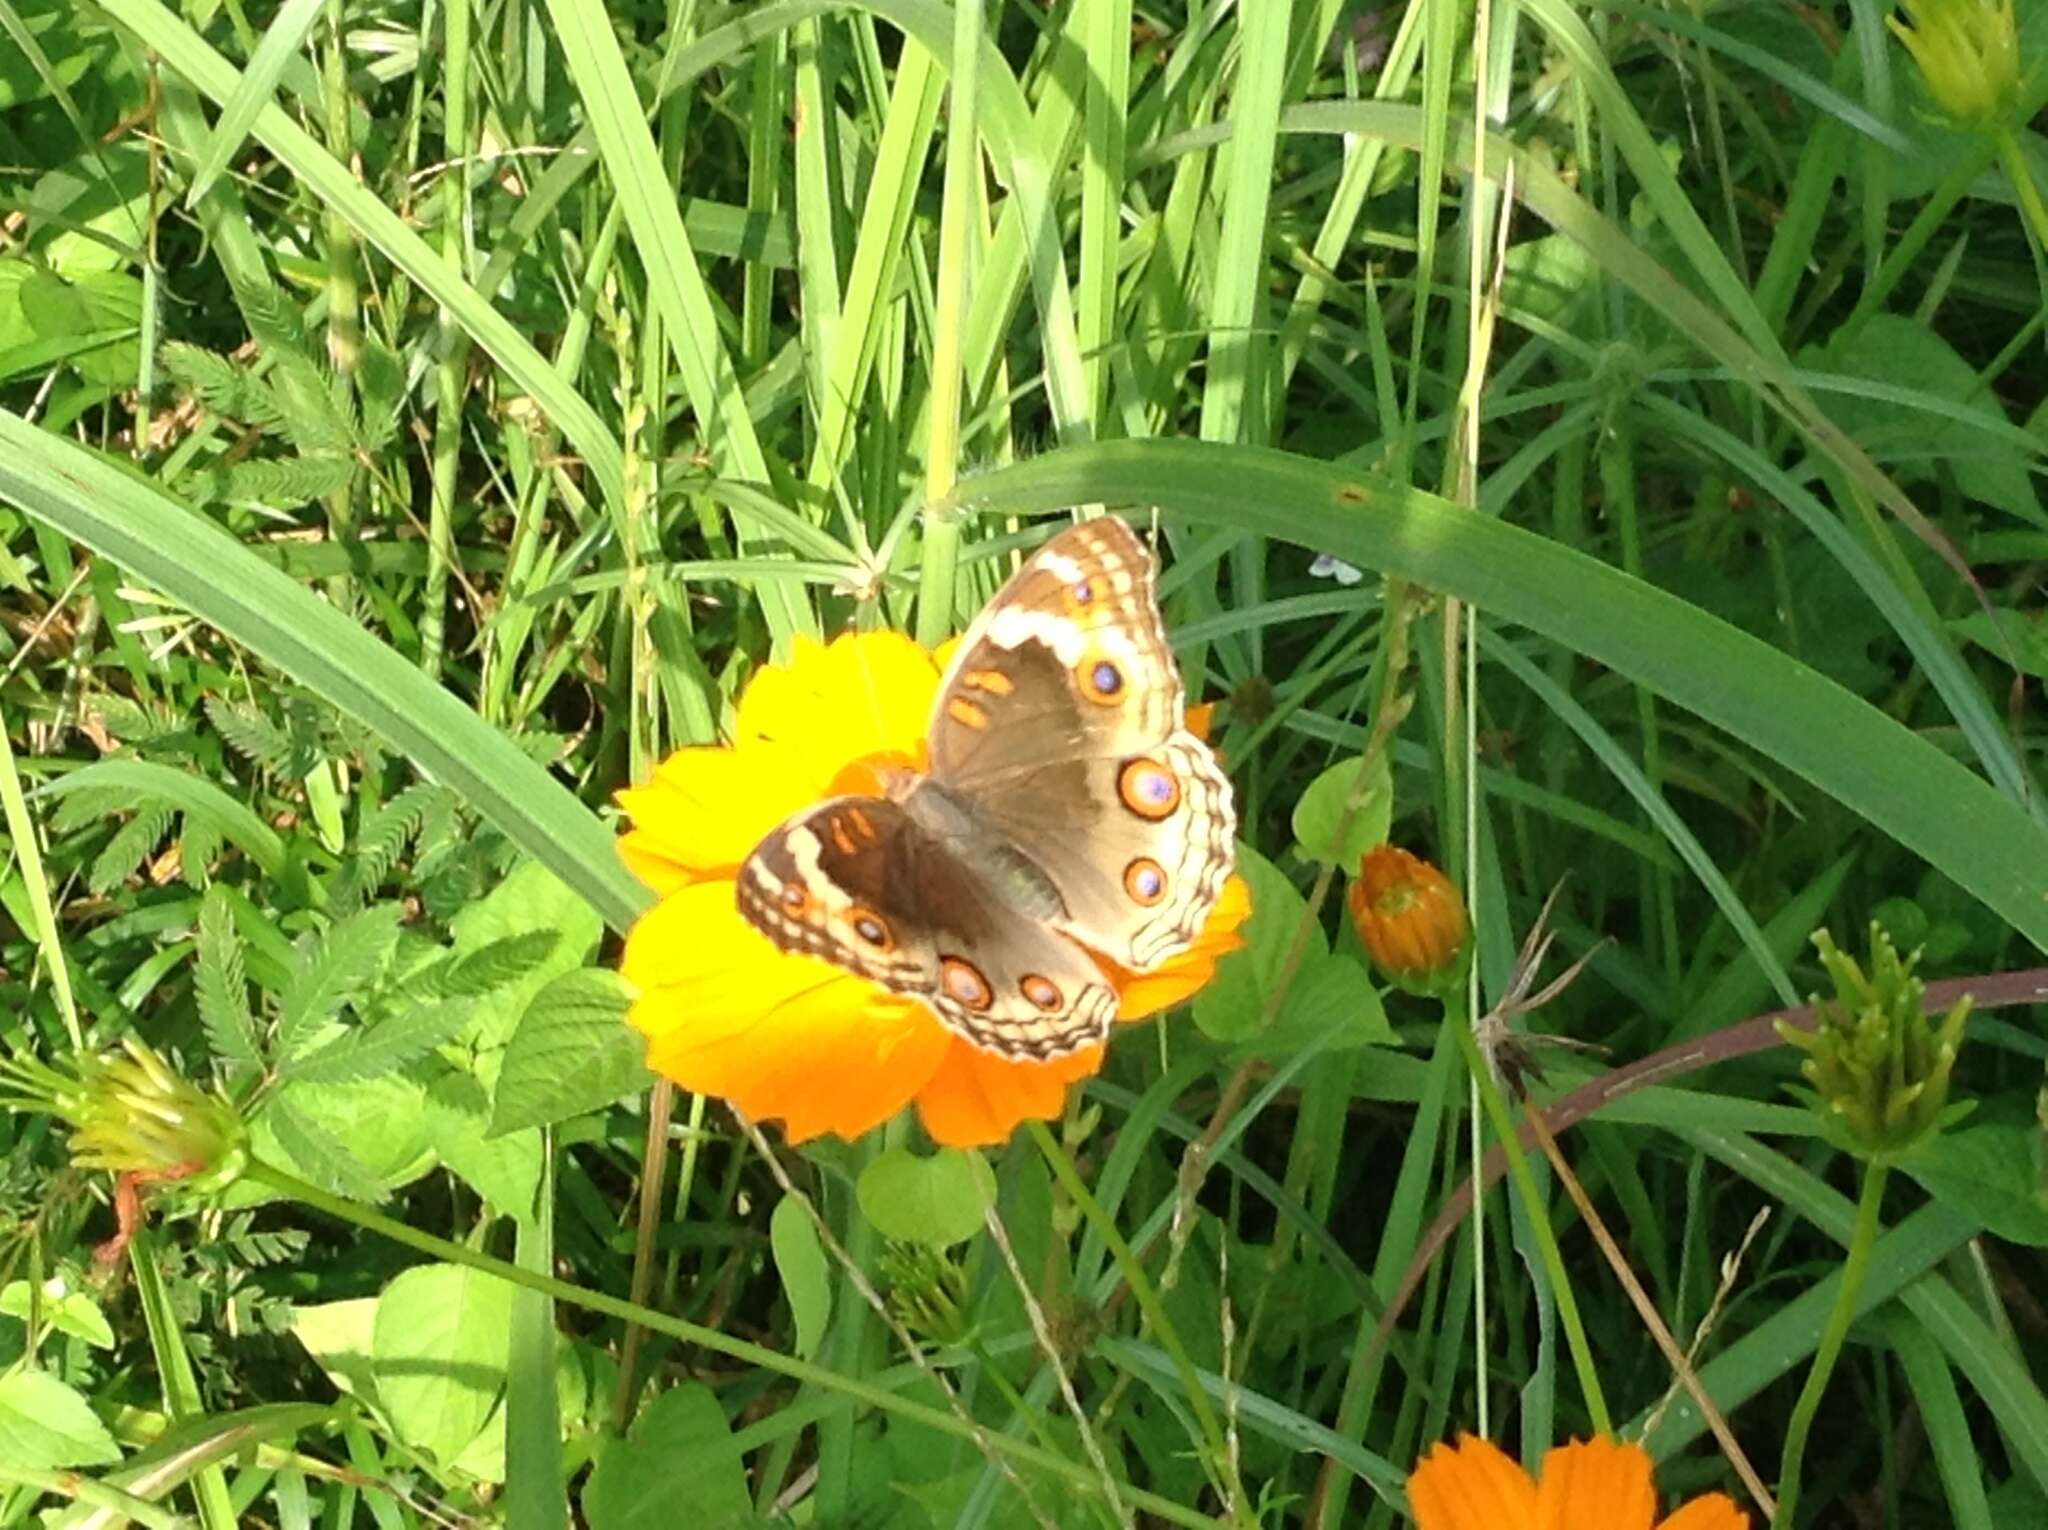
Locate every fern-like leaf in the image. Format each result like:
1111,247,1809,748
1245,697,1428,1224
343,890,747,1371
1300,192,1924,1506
266,1091,386,1204
282,998,472,1086
88,805,175,893
196,885,262,1069
276,904,404,1060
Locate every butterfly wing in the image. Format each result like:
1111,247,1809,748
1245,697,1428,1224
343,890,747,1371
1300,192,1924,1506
926,518,1236,972
737,795,1119,1059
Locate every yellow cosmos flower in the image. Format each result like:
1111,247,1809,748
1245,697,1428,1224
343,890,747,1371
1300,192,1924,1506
617,630,1250,1147
1409,1435,1748,1530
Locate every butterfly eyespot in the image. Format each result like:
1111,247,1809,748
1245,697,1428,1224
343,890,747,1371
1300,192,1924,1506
1070,577,1096,606
1021,974,1063,1011
849,908,893,950
1118,758,1182,820
1080,656,1124,704
1124,858,1169,906
941,956,994,1012
779,883,811,915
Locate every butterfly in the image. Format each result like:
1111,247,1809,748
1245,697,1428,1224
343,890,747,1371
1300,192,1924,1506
737,517,1237,1061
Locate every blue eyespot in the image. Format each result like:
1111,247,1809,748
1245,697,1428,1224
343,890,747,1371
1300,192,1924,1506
1092,661,1121,695
1073,579,1095,603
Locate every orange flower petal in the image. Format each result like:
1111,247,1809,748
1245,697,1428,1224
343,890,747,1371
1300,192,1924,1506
1408,1435,1539,1530
615,744,821,884
1114,872,1253,1021
1657,1495,1750,1530
915,1038,1104,1148
1184,701,1216,741
1534,1438,1656,1530
737,631,940,771
623,881,952,1143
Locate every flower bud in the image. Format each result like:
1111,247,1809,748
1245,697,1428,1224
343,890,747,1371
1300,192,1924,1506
1,1037,248,1193
1890,0,2018,128
1347,845,1470,994
879,1241,971,1348
1778,924,1972,1161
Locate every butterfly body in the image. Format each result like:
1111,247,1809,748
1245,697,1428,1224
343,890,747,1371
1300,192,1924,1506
738,518,1235,1061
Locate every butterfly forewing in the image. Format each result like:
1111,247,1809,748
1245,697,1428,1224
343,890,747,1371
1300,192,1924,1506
924,518,1236,973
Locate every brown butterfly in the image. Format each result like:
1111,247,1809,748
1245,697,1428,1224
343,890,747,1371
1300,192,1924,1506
736,518,1236,1060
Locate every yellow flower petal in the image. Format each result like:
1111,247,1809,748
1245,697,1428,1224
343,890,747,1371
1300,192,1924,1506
1114,872,1253,1021
624,881,952,1142
1535,1437,1655,1530
915,1038,1104,1148
616,743,821,885
737,631,940,771
1408,1435,1539,1530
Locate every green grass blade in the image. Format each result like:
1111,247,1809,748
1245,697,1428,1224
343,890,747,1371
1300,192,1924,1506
183,0,325,206
0,414,646,933
945,440,2048,954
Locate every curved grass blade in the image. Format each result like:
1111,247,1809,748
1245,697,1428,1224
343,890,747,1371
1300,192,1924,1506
0,413,647,933
945,441,2048,954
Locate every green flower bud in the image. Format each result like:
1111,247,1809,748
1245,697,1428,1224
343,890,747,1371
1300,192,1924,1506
1890,0,2019,128
1,1037,248,1195
879,1240,971,1349
1778,924,1972,1162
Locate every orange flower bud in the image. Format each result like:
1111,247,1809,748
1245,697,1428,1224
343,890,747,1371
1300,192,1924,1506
1348,845,1470,991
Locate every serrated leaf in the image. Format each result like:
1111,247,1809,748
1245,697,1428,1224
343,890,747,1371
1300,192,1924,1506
770,1197,831,1361
488,970,651,1137
204,694,301,773
1291,753,1392,866
87,803,174,893
282,996,472,1085
408,929,562,1003
277,903,404,1059
0,1369,120,1468
197,883,261,1068
1902,1125,2048,1246
265,1091,391,1205
161,340,285,428
856,1148,995,1248
423,1071,541,1218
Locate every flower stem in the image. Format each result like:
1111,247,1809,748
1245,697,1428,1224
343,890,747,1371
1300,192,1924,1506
1028,1123,1258,1528
1772,1158,1890,1528
1995,128,2048,260
1450,1023,1611,1437
243,1157,1217,1529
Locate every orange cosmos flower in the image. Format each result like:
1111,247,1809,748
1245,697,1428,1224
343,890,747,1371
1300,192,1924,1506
1348,844,1470,992
1408,1435,1748,1530
616,630,1250,1148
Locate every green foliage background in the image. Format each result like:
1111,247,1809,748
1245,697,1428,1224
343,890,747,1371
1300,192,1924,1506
1,0,2045,1525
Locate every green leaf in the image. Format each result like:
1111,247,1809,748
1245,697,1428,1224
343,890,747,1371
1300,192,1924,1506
263,1090,392,1206
282,996,472,1085
288,1297,381,1406
0,1369,121,1468
449,862,604,1053
488,970,652,1138
857,1147,995,1248
276,904,404,1059
0,1278,115,1348
582,1384,752,1530
1290,753,1392,867
1194,842,1316,1043
1902,1125,2048,1247
373,1263,515,1469
770,1196,831,1361
424,1071,542,1219
196,883,261,1069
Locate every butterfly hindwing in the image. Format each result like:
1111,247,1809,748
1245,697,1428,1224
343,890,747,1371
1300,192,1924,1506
737,796,1119,1059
